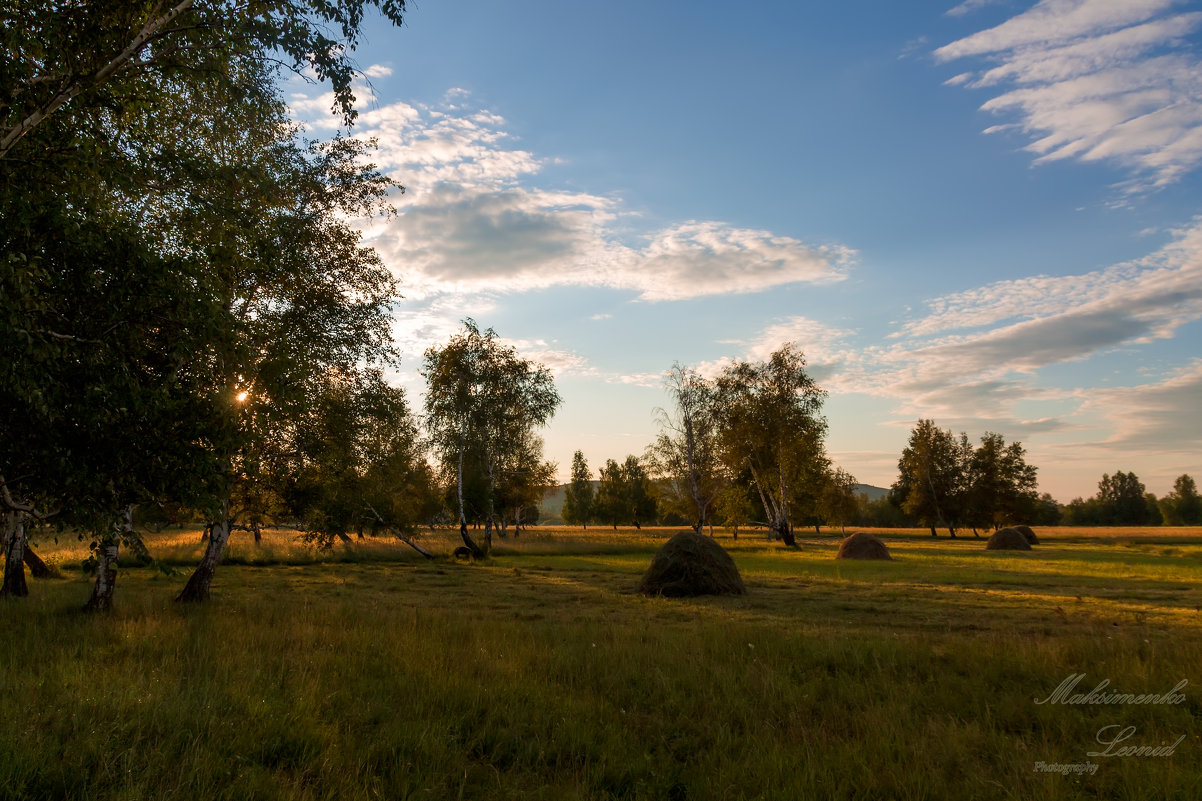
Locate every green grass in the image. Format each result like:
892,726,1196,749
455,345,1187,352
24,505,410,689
3,527,1201,800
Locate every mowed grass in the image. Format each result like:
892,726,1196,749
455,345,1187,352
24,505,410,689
3,526,1202,800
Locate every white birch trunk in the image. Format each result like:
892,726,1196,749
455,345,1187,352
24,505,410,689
1,511,29,597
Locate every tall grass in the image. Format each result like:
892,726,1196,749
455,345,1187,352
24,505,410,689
3,527,1200,799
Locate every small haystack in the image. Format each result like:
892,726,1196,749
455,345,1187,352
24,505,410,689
986,527,1032,551
637,532,746,597
836,532,892,560
1014,525,1039,545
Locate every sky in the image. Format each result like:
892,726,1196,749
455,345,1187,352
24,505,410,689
287,0,1202,503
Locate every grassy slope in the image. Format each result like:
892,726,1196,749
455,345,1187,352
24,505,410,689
3,526,1201,800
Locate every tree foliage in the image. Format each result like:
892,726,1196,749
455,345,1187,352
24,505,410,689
422,320,560,556
712,344,828,547
1160,474,1202,526
2,0,414,606
892,422,1039,537
645,364,723,533
562,451,594,529
0,0,408,157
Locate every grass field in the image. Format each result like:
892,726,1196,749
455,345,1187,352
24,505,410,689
3,526,1201,800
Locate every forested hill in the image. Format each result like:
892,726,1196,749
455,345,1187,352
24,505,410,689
538,482,889,525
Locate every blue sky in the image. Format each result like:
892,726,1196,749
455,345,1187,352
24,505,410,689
290,0,1202,502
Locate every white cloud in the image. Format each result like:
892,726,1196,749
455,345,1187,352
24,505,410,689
363,64,393,78
290,90,853,303
936,0,1202,190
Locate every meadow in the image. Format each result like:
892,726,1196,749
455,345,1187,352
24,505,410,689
2,526,1200,800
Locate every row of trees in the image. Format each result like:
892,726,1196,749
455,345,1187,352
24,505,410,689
1061,473,1201,526
562,347,861,545
890,420,1040,537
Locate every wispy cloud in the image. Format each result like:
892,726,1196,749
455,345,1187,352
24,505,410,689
895,219,1202,370
946,0,1009,18
936,0,1202,190
1077,359,1202,451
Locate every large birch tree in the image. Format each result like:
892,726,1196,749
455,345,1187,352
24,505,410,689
422,321,560,557
713,344,828,547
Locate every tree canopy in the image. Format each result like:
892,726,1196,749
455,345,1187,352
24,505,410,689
422,320,560,557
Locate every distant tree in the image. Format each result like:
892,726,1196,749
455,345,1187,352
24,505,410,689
622,455,658,529
892,420,965,537
820,468,859,534
593,455,657,529
1097,471,1148,526
285,369,431,551
646,364,723,533
859,493,914,528
713,476,759,539
965,433,1040,533
1031,493,1063,526
713,344,828,547
422,320,560,556
1143,493,1163,526
1160,475,1202,525
562,451,594,529
595,459,625,530
494,430,556,535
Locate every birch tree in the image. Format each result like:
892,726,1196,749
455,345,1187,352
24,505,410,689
646,364,723,534
422,321,560,557
713,344,828,547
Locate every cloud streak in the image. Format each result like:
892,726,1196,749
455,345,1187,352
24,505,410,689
937,0,1202,190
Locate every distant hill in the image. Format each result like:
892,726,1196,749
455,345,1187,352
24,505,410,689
539,481,890,525
854,483,890,502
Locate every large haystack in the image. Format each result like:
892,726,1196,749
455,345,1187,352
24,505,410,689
637,532,746,597
986,527,1032,551
836,532,892,560
1014,525,1039,545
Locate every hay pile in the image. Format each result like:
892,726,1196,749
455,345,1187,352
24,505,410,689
986,527,1032,551
1014,524,1039,545
637,532,746,597
835,532,892,560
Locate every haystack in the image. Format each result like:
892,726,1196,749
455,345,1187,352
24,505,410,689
986,527,1032,551
1014,525,1039,545
637,532,745,597
836,532,892,560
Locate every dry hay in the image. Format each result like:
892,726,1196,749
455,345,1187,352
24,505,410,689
1014,524,1039,545
986,527,1032,551
835,532,892,560
637,531,746,597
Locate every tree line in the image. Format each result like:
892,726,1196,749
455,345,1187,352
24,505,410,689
562,349,863,546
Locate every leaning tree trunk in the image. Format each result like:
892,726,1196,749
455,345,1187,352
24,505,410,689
86,506,130,612
177,500,232,603
1,511,29,598
23,546,55,579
